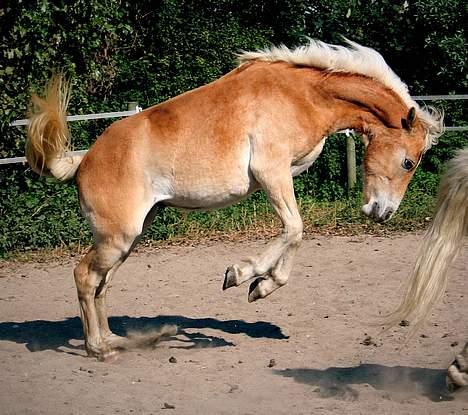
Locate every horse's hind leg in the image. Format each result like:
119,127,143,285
94,259,125,340
74,235,135,359
447,342,468,391
94,247,136,342
93,205,161,345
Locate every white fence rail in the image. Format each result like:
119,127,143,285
1,103,141,166
9,110,140,127
1,96,466,166
412,94,468,101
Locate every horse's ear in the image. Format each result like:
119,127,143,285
359,125,374,147
402,107,416,131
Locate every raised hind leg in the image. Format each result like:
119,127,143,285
447,342,468,391
223,161,303,301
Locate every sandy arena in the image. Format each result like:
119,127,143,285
1,234,467,414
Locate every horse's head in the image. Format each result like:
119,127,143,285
361,107,437,222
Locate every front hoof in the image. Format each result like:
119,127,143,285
223,265,239,290
248,278,263,303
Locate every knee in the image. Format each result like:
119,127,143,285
284,220,303,244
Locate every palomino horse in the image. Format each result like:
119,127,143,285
386,149,467,390
26,39,443,360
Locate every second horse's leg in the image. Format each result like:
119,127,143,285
447,342,468,391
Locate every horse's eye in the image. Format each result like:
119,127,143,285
402,158,415,171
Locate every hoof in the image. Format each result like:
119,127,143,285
85,340,119,362
447,360,468,392
104,333,126,347
223,266,239,290
447,377,460,393
248,278,263,303
85,344,101,359
98,348,119,363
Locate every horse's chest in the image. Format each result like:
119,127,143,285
290,138,326,177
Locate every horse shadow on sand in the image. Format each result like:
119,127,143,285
275,364,468,402
0,314,288,354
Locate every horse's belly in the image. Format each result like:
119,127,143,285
159,173,255,210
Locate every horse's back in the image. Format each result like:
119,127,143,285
76,70,261,216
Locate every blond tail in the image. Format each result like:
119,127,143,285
26,74,83,181
384,149,468,333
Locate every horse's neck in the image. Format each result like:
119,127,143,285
317,72,409,133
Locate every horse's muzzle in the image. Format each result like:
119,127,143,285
362,200,395,223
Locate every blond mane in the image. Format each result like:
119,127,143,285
238,38,444,149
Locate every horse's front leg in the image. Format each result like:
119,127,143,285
247,241,301,302
223,163,303,301
447,342,468,391
223,234,297,290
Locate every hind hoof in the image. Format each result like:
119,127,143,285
104,333,126,347
85,340,119,362
98,348,119,363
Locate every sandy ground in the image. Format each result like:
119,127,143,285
0,233,467,415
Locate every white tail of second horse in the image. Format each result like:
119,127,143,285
386,149,468,332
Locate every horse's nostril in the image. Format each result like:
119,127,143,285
371,201,380,219
384,208,394,221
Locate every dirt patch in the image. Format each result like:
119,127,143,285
0,234,467,414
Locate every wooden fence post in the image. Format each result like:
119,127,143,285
127,102,139,112
346,132,357,190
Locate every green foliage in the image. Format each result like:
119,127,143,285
0,0,466,254
304,0,468,93
294,134,351,201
